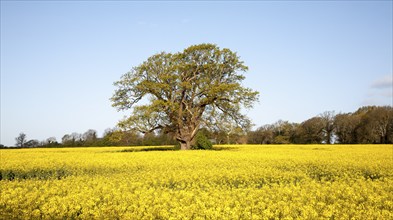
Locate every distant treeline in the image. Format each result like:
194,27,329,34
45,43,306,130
248,105,393,145
3,105,392,148
6,129,177,149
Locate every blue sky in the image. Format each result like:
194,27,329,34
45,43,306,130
1,1,392,146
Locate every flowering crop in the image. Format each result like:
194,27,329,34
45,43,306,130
1,145,392,219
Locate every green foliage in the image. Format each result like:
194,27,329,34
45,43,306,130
192,132,213,150
273,135,290,144
174,142,181,150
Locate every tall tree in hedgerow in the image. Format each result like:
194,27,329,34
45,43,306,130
111,44,259,150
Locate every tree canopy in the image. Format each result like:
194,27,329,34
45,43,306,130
111,43,259,150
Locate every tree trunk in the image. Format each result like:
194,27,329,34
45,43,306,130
180,141,192,150
177,125,198,150
326,131,331,144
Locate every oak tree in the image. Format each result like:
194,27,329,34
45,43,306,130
111,44,259,150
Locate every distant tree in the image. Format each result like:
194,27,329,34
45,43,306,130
42,137,60,147
46,137,58,144
357,106,393,144
62,132,83,146
103,128,115,137
71,133,82,144
15,133,27,147
272,120,285,137
121,130,141,145
100,128,118,146
101,129,141,146
285,122,300,144
82,129,98,146
368,106,393,144
107,130,124,145
155,130,177,145
334,113,361,144
25,139,40,148
272,120,297,144
111,43,259,150
320,111,335,144
294,117,324,144
248,125,274,144
355,106,378,115
141,132,159,146
62,134,73,146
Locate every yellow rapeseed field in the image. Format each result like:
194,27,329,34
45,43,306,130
1,145,392,219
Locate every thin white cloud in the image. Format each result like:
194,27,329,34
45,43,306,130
371,74,393,89
362,74,393,106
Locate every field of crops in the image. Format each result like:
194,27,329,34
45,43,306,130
1,145,392,219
